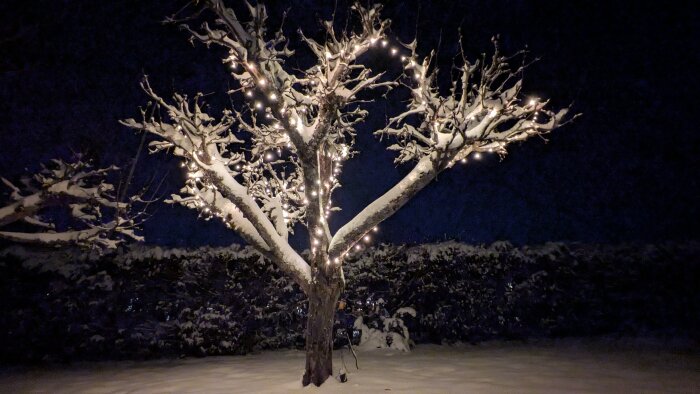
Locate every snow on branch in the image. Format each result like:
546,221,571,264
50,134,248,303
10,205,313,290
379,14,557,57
120,78,312,291
0,156,146,250
331,37,577,257
376,37,575,166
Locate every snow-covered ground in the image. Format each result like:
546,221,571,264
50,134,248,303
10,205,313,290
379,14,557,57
2,340,699,393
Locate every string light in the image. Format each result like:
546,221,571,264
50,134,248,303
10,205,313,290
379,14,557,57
381,39,388,47
246,91,253,97
391,48,398,56
255,101,263,110
269,93,277,101
474,152,482,160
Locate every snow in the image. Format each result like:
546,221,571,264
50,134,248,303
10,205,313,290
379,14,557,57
2,341,698,393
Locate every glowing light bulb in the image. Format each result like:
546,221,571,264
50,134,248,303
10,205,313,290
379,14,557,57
372,226,378,232
474,152,482,160
460,158,467,164
355,244,362,250
391,48,398,56
381,40,388,47
258,78,267,86
370,37,377,45
313,238,320,245
269,93,277,101
246,91,253,97
265,152,274,161
529,99,537,106
316,228,323,235
255,101,263,110
364,235,371,242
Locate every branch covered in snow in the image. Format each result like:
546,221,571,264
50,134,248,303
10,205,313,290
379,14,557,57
120,78,312,292
0,156,146,249
330,37,577,257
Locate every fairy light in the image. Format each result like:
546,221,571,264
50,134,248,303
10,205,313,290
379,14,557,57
316,228,323,235
255,101,263,110
474,152,482,160
258,78,267,86
391,48,398,56
381,39,388,47
529,98,537,106
355,244,362,250
269,93,277,101
265,152,274,161
364,235,371,242
372,226,378,232
246,91,253,97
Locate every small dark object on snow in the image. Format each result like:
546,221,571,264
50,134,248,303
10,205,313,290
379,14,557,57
338,368,348,383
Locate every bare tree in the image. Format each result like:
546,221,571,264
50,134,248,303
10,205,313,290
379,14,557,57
121,0,575,386
0,156,146,249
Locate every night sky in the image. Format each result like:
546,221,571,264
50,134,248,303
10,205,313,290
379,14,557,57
1,0,698,248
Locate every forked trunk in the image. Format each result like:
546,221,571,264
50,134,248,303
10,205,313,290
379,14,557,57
302,280,343,386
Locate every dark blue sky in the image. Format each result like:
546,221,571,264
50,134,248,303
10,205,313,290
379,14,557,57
1,0,698,248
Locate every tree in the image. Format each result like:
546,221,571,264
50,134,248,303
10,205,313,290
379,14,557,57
0,155,147,249
121,0,573,386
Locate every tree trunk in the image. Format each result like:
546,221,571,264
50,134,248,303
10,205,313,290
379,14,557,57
302,280,343,386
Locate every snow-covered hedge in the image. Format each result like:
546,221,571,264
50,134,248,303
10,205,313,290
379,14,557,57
0,241,698,362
